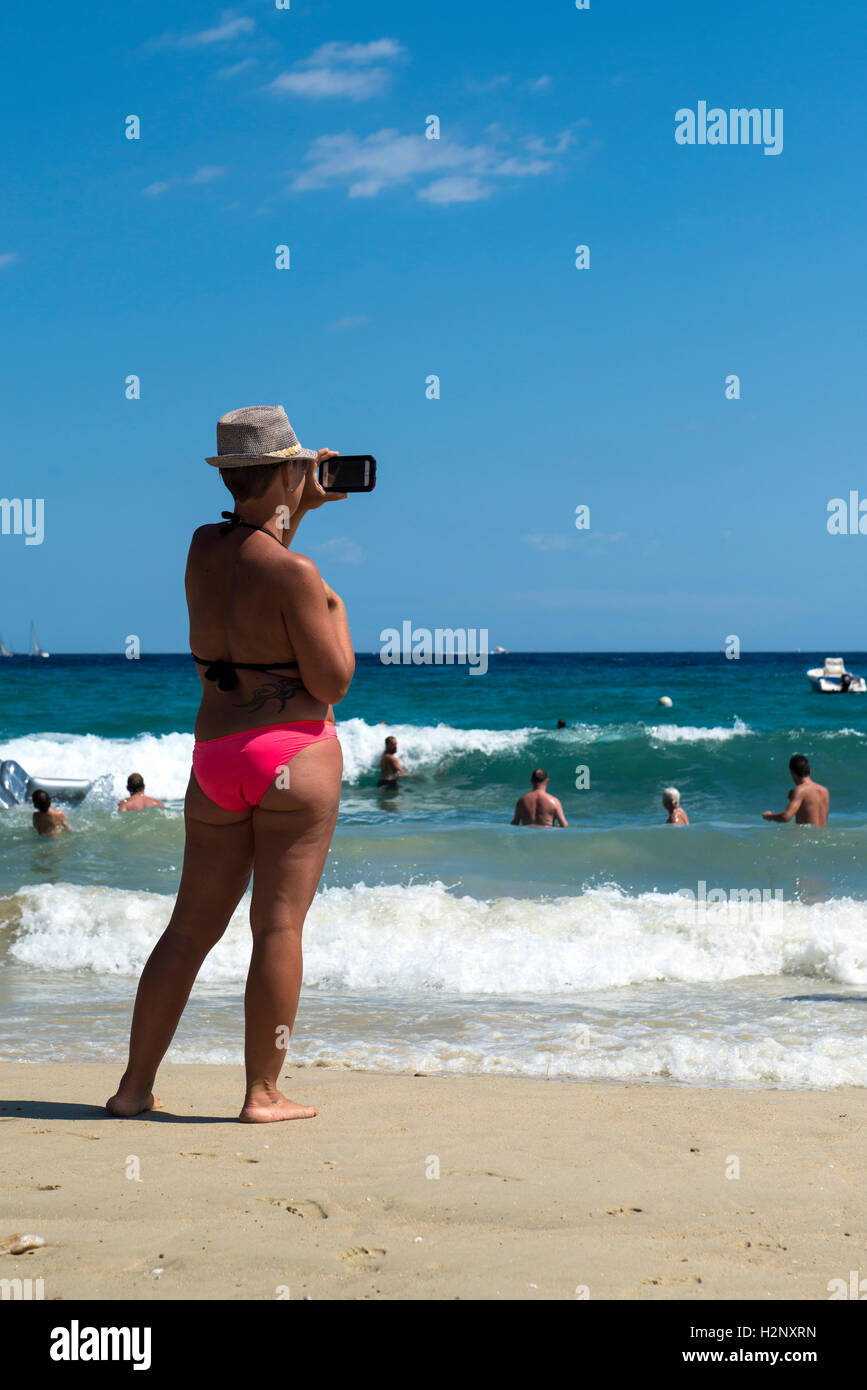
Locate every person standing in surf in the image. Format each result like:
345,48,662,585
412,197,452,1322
108,406,355,1123
378,735,411,786
762,754,829,827
511,769,569,827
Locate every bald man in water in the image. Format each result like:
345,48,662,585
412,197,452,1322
118,773,165,812
762,754,829,826
511,769,568,827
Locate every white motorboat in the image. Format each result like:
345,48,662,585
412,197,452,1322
806,656,866,693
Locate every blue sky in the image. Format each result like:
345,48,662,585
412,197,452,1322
1,0,865,652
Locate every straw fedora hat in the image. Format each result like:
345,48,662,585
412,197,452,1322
205,405,317,468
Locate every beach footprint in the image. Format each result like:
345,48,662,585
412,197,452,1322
445,1169,520,1182
261,1197,328,1220
338,1246,386,1272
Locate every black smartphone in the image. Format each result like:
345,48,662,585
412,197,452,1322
318,455,377,493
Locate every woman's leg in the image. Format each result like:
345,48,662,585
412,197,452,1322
240,737,342,1123
106,774,253,1116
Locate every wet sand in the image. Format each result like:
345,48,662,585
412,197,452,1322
0,1063,862,1300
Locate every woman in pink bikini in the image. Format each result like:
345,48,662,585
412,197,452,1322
108,406,355,1123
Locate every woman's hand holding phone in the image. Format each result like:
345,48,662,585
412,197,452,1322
298,450,347,513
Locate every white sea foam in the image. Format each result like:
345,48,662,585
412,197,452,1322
7,716,864,805
0,721,537,797
275,1032,867,1089
336,718,534,782
159,1034,867,1088
0,731,195,804
646,717,751,744
6,880,867,990
6,881,867,1086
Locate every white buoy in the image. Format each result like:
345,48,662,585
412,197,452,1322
658,695,673,708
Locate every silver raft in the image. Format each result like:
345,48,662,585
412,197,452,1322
0,759,93,809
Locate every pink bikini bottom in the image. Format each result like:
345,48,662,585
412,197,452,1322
192,720,339,811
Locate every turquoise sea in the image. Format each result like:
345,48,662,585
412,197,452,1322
2,651,867,1087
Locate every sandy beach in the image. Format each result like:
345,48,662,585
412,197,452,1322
0,1063,862,1301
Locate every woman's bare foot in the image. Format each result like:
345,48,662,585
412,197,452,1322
106,1090,161,1117
239,1086,317,1123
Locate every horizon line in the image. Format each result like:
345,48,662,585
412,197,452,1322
0,649,852,658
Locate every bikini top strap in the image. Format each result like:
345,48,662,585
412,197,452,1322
195,657,239,692
219,511,284,545
190,652,301,693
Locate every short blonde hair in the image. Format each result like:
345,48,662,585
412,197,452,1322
662,786,680,810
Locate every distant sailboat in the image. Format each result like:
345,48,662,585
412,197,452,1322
0,634,12,657
29,621,49,659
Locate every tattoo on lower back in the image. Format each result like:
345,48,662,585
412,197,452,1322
234,676,305,713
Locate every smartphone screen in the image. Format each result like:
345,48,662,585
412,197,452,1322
318,455,376,493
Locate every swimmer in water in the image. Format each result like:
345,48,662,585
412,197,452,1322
118,773,165,812
378,735,411,787
762,754,829,826
662,787,689,824
511,769,568,827
32,789,71,837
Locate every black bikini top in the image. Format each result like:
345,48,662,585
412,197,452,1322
191,511,301,692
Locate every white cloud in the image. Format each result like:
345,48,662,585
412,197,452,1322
419,177,491,205
524,533,573,552
523,531,626,553
271,68,389,100
585,531,627,550
153,12,255,50
525,131,576,156
270,37,405,102
189,165,227,183
306,40,404,66
290,130,445,197
217,58,257,79
467,74,511,92
311,538,366,565
495,156,552,177
142,167,227,197
0,252,21,268
290,126,568,203
466,72,550,93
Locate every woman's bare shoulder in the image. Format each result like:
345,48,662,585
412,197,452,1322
190,523,221,545
282,548,320,576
